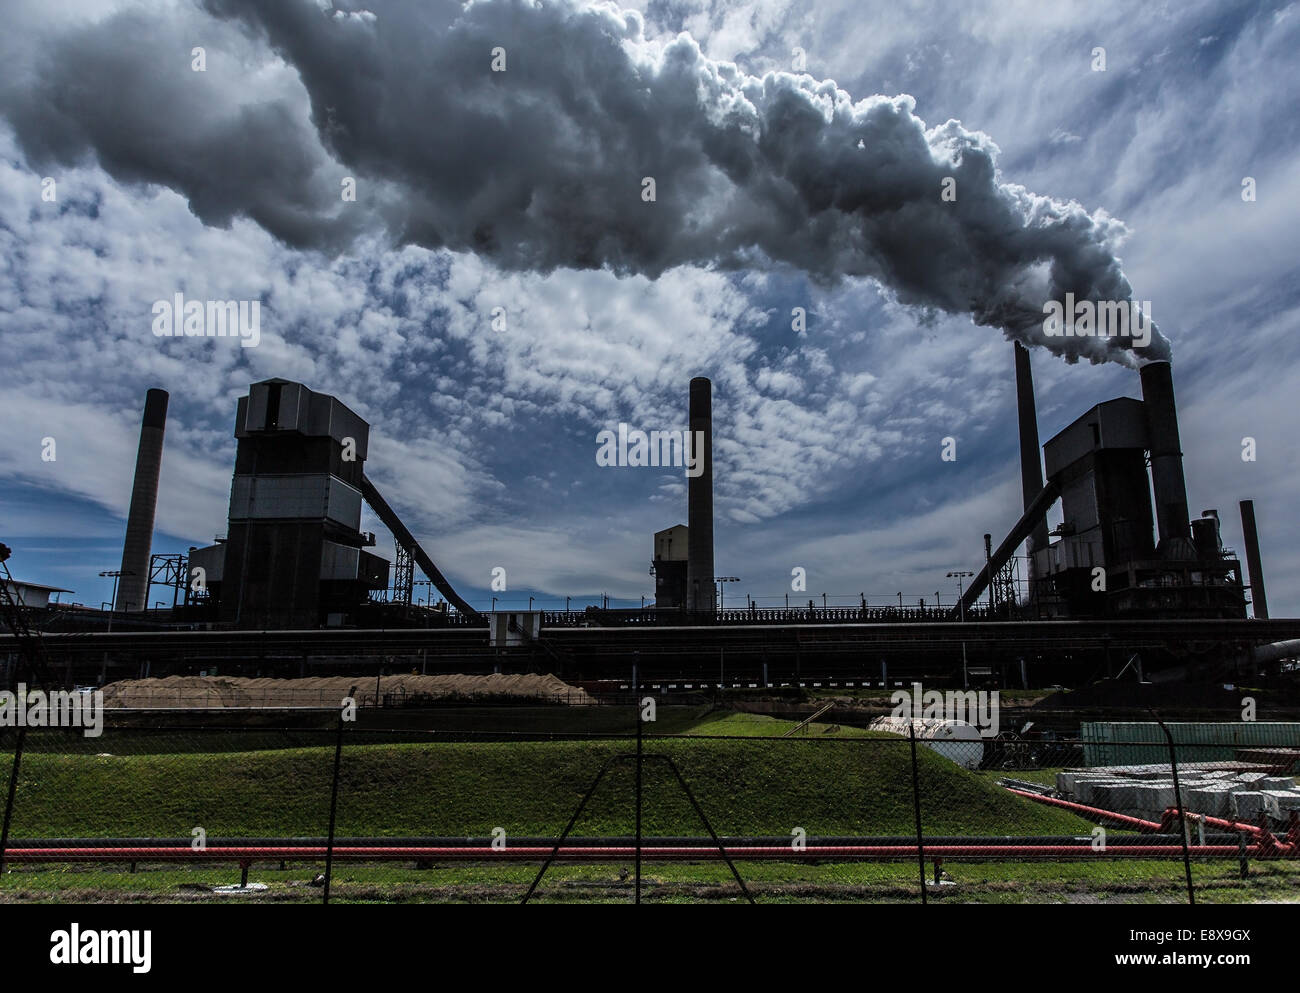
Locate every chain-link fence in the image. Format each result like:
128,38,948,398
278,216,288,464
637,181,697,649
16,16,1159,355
1,713,1297,903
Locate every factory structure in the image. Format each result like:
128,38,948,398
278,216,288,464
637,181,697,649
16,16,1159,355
3,346,1296,688
101,379,480,631
955,352,1256,622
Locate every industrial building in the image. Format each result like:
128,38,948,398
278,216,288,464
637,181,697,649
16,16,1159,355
957,355,1257,624
652,524,689,609
1030,362,1247,618
3,353,1295,689
0,579,73,611
187,380,389,628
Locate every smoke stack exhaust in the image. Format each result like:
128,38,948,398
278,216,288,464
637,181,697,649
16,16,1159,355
686,377,715,612
1239,499,1269,619
115,388,168,612
1014,343,1049,594
1139,361,1190,548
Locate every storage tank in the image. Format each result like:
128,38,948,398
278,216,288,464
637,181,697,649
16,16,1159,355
868,716,986,770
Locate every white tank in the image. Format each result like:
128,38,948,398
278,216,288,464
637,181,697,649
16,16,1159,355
868,716,985,770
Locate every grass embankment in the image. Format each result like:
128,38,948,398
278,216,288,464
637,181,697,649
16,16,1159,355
0,725,1087,839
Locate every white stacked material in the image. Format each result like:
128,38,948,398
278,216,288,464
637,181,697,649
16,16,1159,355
1054,762,1300,825
1263,791,1300,812
1185,783,1235,816
1232,792,1273,820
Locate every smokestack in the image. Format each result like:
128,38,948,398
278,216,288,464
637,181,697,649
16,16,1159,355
1139,361,1190,548
686,377,715,612
1014,343,1049,593
115,389,168,612
1239,499,1269,619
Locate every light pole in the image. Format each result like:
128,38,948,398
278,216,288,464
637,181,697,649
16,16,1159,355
947,570,974,688
98,570,131,633
947,571,974,621
713,577,740,613
413,579,432,604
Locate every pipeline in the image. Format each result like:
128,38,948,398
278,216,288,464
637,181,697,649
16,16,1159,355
1006,787,1297,854
1004,788,1165,832
6,833,1248,849
4,842,1295,864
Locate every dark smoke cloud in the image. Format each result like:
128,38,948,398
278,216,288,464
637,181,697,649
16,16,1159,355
0,0,1170,364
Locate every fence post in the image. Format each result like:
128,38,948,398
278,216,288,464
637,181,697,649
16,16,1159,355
1149,709,1195,905
908,724,927,905
322,685,356,905
0,724,28,876
635,687,643,905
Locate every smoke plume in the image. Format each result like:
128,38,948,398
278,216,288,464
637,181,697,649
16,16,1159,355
0,0,1171,363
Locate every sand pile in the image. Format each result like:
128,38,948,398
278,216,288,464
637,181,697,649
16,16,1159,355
99,673,593,708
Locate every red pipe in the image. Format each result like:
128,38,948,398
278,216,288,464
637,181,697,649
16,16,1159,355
4,843,1293,863
1006,787,1296,854
1004,788,1165,831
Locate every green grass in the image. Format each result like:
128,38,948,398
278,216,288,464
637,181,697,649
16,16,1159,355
5,858,1296,904
679,711,881,737
0,735,1088,839
6,725,1296,903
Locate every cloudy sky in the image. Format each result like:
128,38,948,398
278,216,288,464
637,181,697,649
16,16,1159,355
1,0,1297,614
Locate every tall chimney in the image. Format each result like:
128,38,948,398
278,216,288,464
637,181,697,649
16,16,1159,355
1239,499,1268,619
115,388,169,612
1014,343,1049,592
1139,361,1190,548
686,377,715,612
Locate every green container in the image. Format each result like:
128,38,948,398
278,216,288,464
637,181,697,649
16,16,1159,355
1080,722,1300,767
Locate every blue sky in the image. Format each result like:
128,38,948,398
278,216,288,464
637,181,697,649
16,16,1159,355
1,0,1297,614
